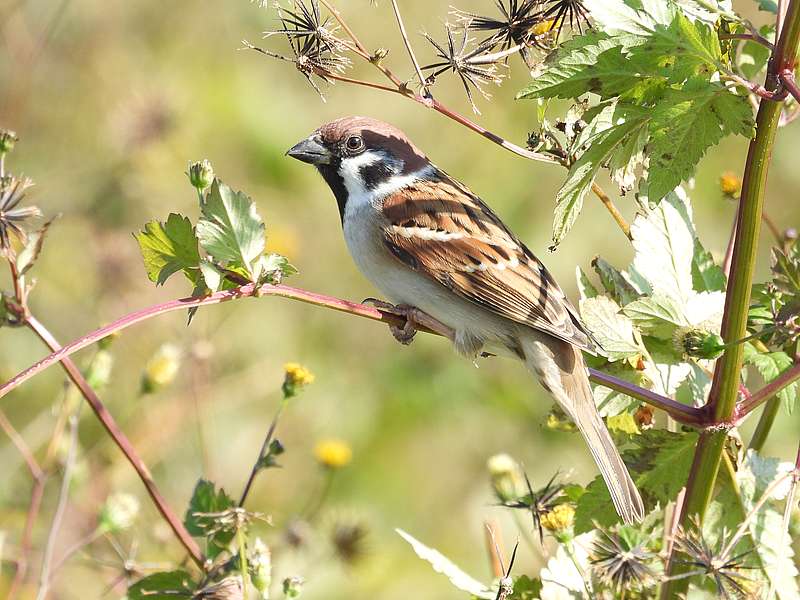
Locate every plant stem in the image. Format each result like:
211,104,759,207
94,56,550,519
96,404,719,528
662,1,800,593
0,283,697,425
23,315,205,568
738,360,800,416
748,396,781,452
388,0,428,95
238,398,287,507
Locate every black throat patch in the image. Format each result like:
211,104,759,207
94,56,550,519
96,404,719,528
316,162,348,224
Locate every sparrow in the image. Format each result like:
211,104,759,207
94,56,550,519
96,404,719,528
287,116,644,524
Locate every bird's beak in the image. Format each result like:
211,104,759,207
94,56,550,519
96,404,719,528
286,135,331,165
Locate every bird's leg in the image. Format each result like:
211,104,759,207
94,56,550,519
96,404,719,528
362,298,420,345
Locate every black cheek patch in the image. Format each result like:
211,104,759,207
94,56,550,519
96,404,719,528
360,162,396,190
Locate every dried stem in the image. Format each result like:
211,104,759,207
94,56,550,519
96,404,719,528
36,409,80,600
388,0,429,95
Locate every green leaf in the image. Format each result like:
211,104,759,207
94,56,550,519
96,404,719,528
692,238,726,292
127,571,194,600
592,256,641,306
576,266,599,300
199,259,224,293
574,476,621,533
508,575,543,600
580,296,646,361
631,188,697,304
623,293,688,338
607,411,640,435
396,529,494,599
756,0,778,12
184,479,236,557
196,179,265,281
135,213,200,286
630,430,698,504
645,81,754,202
743,343,799,412
552,111,649,246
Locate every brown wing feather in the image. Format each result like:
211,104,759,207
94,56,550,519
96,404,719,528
381,173,596,352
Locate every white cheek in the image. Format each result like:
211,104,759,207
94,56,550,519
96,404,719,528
339,151,382,200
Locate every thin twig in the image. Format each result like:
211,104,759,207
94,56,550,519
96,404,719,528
737,360,800,417
719,32,775,49
36,408,80,600
590,182,631,239
238,398,286,507
23,315,205,567
780,69,800,102
388,0,429,96
0,283,701,426
0,408,43,479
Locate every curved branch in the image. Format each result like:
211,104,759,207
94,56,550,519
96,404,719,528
1,283,701,426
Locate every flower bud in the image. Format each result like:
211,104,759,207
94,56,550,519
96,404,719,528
0,130,18,154
314,439,352,469
99,493,140,533
187,159,214,191
249,538,272,599
486,453,524,502
141,343,181,393
719,171,741,197
86,350,114,392
282,576,304,598
282,363,315,398
673,327,725,360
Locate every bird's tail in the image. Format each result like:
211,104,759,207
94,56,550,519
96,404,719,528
522,335,645,524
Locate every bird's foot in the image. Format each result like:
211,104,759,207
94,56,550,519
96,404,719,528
362,298,419,345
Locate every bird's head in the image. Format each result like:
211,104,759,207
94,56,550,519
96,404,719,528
287,116,432,218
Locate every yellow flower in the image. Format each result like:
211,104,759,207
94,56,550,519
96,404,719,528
719,171,742,197
540,504,575,533
283,362,315,398
314,439,352,469
141,344,181,393
532,19,555,36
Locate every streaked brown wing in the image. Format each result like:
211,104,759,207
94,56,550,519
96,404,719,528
381,174,596,352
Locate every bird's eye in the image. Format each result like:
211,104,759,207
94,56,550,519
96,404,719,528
345,135,365,153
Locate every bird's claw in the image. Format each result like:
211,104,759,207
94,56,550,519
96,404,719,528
361,298,418,346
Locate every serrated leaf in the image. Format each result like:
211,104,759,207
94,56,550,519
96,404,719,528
396,529,494,599
574,477,621,533
593,384,638,417
580,296,646,361
508,575,542,600
135,213,200,286
592,256,641,306
127,571,194,600
576,266,599,301
196,179,265,280
645,81,754,202
199,259,223,293
623,293,688,338
633,430,698,504
743,343,798,412
607,411,640,435
552,112,649,246
184,479,236,557
631,188,696,304
692,239,726,292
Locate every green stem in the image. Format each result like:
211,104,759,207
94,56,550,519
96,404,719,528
661,0,800,593
748,396,781,452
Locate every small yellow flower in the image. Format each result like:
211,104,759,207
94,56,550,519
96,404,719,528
719,171,742,197
283,362,315,398
532,19,555,36
540,503,575,533
141,344,181,393
314,439,352,469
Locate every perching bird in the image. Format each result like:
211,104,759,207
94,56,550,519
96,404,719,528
287,116,644,523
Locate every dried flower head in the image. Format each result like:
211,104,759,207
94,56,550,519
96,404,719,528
454,0,549,60
672,520,759,600
0,176,40,251
193,576,244,600
422,23,505,114
590,527,656,593
541,0,591,39
314,438,352,469
246,0,350,99
501,472,565,542
330,518,369,564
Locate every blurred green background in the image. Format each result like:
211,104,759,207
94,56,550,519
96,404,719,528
1,1,799,598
